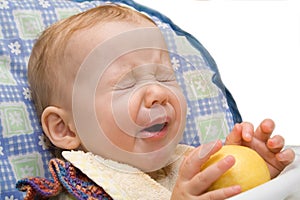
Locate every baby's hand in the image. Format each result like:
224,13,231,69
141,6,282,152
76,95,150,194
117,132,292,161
171,140,241,200
225,118,295,178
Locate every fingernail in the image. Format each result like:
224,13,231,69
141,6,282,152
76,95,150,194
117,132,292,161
224,155,235,164
277,151,287,161
245,132,252,141
198,141,219,159
232,185,242,193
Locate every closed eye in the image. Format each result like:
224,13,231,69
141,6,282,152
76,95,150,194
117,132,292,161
114,79,136,90
114,72,136,90
156,73,176,82
156,68,176,83
156,64,176,83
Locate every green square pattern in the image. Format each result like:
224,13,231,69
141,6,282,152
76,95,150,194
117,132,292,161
0,56,16,85
13,10,44,39
55,8,80,20
196,114,228,143
184,70,218,100
175,35,200,55
0,102,33,137
9,153,44,180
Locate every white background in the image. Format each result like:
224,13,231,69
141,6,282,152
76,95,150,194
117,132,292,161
135,0,300,145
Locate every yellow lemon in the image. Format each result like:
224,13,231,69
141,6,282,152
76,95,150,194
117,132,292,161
201,145,271,192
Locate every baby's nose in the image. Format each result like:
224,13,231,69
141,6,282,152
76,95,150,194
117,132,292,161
144,84,169,108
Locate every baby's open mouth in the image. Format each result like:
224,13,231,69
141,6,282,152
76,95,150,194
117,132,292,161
143,122,168,132
138,122,169,139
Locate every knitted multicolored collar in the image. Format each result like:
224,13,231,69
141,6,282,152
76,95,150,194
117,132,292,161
16,158,112,200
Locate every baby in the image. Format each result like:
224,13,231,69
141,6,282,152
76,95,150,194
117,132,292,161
19,4,294,200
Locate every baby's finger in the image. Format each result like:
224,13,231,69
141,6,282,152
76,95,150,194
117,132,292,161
268,148,295,178
189,155,236,195
225,123,243,145
267,135,285,153
199,186,241,200
180,140,222,180
240,122,254,142
276,148,295,165
254,119,275,142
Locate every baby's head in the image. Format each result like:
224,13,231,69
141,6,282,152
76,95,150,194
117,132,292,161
28,4,187,171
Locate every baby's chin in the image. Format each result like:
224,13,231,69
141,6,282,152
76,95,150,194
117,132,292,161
129,153,173,172
127,127,185,171
126,140,179,172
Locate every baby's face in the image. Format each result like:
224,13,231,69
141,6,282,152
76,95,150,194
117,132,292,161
98,48,186,151
71,20,187,171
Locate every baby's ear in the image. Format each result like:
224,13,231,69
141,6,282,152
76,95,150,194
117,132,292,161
41,106,81,150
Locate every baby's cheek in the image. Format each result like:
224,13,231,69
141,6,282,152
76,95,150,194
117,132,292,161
171,87,187,118
127,89,145,124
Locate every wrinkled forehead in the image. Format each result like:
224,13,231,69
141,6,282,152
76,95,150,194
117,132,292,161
63,20,160,73
64,25,168,90
72,26,170,93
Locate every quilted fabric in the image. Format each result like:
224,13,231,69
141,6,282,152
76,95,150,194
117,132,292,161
0,0,241,199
